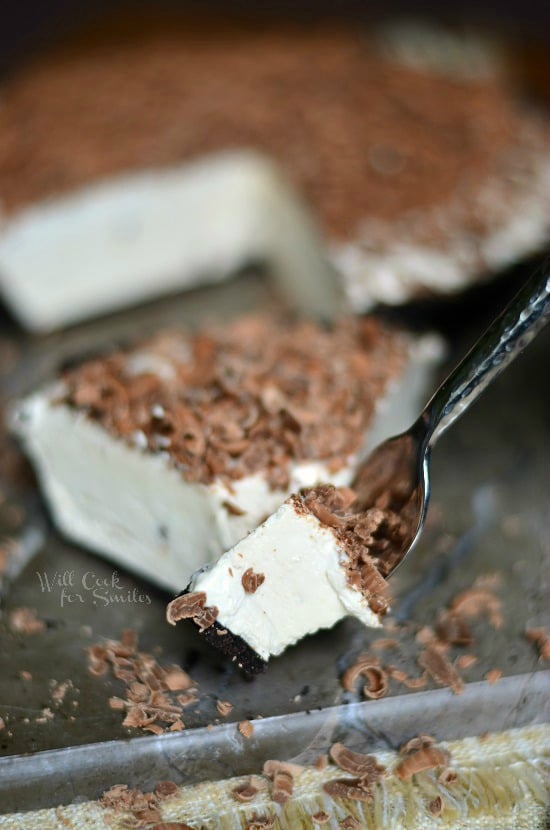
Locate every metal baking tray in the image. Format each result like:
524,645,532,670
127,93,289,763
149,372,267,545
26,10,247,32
0,262,549,814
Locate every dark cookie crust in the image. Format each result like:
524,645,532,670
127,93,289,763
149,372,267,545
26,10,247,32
198,619,267,678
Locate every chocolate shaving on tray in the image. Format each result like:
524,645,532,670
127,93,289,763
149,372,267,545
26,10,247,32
166,592,218,632
485,668,502,684
60,316,407,491
8,607,46,634
241,568,266,594
341,653,389,698
472,572,503,591
50,679,73,706
450,588,503,629
0,16,547,256
216,699,233,717
525,627,550,661
238,720,254,739
394,746,451,780
415,626,441,647
164,669,194,692
370,638,399,650
385,666,428,690
87,630,199,734
435,611,473,646
418,644,464,695
455,654,478,670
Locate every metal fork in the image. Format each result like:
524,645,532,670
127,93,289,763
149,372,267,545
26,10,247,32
351,266,550,578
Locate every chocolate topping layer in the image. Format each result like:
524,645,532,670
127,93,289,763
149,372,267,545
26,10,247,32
59,315,407,488
0,16,546,242
300,484,409,615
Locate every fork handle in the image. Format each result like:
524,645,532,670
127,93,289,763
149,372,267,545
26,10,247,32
422,264,550,448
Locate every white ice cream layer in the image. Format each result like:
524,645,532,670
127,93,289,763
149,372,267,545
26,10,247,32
190,499,381,661
334,156,550,311
10,334,442,591
0,151,337,331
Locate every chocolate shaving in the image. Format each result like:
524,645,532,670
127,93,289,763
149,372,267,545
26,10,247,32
166,592,218,633
164,669,194,691
525,627,550,661
222,500,246,516
339,819,361,830
455,654,478,670
438,768,458,785
418,645,464,695
245,815,275,830
166,593,207,624
341,653,378,691
151,824,195,830
450,588,503,630
238,720,254,739
176,692,198,708
323,778,375,802
329,743,385,783
263,759,303,778
312,812,331,825
50,679,73,706
361,667,389,699
231,780,260,803
386,666,428,689
87,631,199,734
341,653,389,699
216,699,233,717
241,568,266,594
399,735,435,756
100,783,163,827
263,758,301,803
9,607,46,634
484,668,502,684
301,485,403,613
394,746,450,780
370,638,399,651
270,770,293,804
435,611,473,646
60,316,407,492
154,781,178,799
428,796,444,816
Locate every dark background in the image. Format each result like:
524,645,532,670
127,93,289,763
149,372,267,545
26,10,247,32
1,0,549,74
